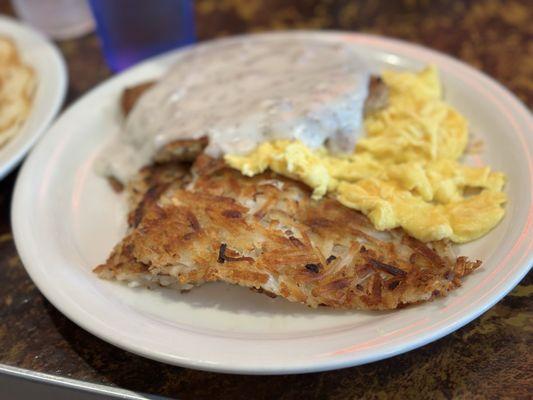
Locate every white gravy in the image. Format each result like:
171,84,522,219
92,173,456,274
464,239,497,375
101,36,370,182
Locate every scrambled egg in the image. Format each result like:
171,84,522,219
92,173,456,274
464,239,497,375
225,67,506,243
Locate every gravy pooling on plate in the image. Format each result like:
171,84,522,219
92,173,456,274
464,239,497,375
101,36,370,182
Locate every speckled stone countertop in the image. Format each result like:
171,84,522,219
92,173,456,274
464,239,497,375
0,1,531,399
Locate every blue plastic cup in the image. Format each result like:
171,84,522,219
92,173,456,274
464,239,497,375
89,0,196,71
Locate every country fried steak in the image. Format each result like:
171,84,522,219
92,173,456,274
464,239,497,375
118,77,388,168
95,156,481,310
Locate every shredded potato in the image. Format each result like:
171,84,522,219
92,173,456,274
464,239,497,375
0,37,35,148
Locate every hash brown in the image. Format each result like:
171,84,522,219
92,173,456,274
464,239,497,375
95,156,481,310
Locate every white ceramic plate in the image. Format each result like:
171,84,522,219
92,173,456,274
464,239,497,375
12,32,532,374
0,15,67,179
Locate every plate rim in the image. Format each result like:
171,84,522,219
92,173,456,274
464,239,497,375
0,15,67,180
11,31,533,374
